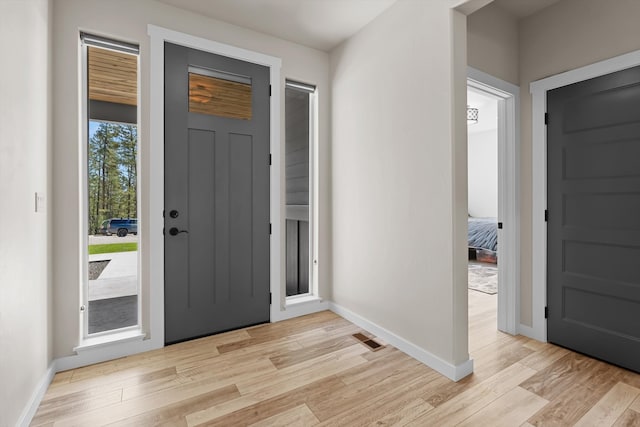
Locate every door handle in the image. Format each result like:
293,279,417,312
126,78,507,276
169,227,189,236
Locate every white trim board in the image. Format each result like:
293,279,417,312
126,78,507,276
16,364,56,427
467,67,521,336
530,49,640,343
329,303,473,381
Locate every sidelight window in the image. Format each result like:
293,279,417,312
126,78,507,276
285,80,316,297
81,33,140,337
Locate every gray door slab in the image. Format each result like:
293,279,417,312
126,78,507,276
164,42,270,344
547,65,640,373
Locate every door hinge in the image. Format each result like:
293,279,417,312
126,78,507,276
270,292,272,304
497,222,503,229
544,209,549,222
269,154,272,165
269,85,272,96
544,112,549,125
269,223,272,235
544,306,549,319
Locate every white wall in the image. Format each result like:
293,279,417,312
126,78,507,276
467,2,519,86
0,0,52,425
468,130,498,218
330,0,470,370
52,0,330,357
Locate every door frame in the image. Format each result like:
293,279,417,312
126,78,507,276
530,49,640,342
467,67,520,335
148,25,282,345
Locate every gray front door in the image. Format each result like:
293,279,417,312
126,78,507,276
547,65,640,372
164,42,271,344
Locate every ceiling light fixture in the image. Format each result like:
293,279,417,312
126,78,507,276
467,105,479,125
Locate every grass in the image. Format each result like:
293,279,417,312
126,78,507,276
88,242,138,255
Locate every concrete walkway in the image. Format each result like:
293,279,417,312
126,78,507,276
88,251,138,301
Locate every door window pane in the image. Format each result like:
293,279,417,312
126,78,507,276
189,71,252,120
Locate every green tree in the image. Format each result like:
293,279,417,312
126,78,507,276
88,122,137,234
117,125,137,219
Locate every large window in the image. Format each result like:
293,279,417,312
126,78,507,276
81,33,140,336
285,80,316,297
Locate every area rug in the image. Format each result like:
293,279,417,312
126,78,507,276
468,263,497,295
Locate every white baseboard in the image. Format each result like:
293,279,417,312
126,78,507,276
17,363,56,427
328,302,473,381
56,337,162,372
518,323,546,342
272,298,330,322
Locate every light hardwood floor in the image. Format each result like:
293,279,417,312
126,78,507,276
33,292,640,426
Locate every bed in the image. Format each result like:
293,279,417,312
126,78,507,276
468,216,498,263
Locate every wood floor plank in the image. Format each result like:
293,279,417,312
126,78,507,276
53,377,240,426
196,376,346,426
520,353,602,401
526,359,626,426
107,385,240,427
457,387,548,427
370,398,434,427
248,404,320,427
31,389,122,426
574,382,640,427
409,361,537,426
518,343,571,372
269,334,359,369
314,374,437,426
630,395,640,413
613,409,640,427
42,366,179,401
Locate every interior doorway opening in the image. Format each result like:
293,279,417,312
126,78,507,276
466,67,521,348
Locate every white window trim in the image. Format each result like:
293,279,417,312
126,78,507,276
467,67,521,335
529,49,640,343
79,35,142,342
284,81,318,302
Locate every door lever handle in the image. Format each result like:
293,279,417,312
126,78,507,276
169,227,189,236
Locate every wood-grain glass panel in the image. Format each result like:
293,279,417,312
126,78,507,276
189,72,252,120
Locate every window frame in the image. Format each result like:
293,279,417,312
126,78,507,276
80,33,142,340
284,79,318,300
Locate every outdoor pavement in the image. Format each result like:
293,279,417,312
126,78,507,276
89,251,138,301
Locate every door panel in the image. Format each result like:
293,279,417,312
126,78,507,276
547,65,640,373
164,42,270,344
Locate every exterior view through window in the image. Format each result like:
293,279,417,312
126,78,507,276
82,33,139,335
285,80,316,297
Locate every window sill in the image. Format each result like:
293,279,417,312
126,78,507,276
285,294,323,308
74,329,146,353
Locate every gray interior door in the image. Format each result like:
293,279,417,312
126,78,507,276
547,65,640,373
164,42,270,344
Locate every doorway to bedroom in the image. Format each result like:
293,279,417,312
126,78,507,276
467,87,500,350
466,69,520,352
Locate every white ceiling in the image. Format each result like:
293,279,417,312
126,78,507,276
492,0,563,18
156,0,563,52
157,0,398,51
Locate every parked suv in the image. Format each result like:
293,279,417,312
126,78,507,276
99,218,138,237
